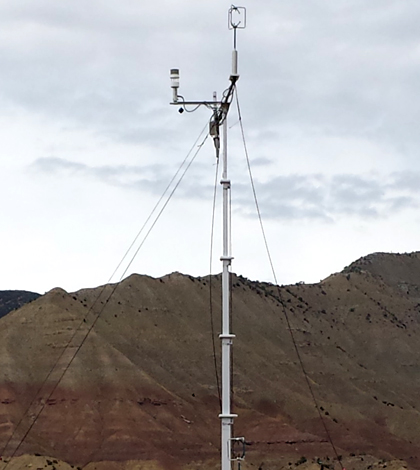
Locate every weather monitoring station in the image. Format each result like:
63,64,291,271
170,6,247,470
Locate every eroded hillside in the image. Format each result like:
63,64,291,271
1,252,420,470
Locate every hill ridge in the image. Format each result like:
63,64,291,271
0,290,40,319
2,252,420,469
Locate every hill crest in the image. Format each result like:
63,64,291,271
0,290,40,319
2,252,420,469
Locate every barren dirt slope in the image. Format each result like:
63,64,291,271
344,252,420,301
1,252,420,470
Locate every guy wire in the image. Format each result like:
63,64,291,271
209,156,222,407
0,121,210,470
233,88,344,469
109,120,211,283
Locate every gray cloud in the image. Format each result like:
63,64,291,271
237,0,420,162
1,0,420,160
247,157,273,167
241,172,420,221
31,157,420,221
0,1,226,146
30,155,219,201
31,156,170,194
390,171,420,193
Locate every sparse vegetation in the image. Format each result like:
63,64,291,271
295,456,307,466
0,252,419,469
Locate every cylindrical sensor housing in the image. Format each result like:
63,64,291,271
232,50,238,76
170,69,180,88
170,68,180,102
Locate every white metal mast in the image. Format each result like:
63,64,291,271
170,7,246,470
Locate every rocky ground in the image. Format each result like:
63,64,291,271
0,453,410,470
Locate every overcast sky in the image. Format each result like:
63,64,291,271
1,0,420,294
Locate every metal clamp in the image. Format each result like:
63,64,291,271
230,436,246,461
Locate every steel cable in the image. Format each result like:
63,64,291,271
209,156,222,408
0,122,210,470
234,88,344,469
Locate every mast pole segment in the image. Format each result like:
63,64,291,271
219,113,236,470
219,10,246,465
169,7,246,470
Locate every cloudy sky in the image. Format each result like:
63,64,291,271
1,0,420,294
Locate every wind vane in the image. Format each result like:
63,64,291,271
228,5,246,51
